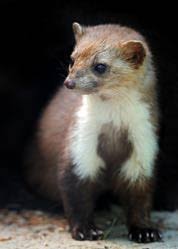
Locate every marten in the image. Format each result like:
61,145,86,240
25,22,162,243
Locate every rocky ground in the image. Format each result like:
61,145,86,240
0,205,178,249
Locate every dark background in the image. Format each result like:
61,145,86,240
0,1,177,211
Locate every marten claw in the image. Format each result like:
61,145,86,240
71,225,103,241
78,232,85,240
128,226,162,243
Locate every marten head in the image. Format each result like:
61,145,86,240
64,22,151,97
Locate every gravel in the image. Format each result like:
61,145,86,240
0,205,178,249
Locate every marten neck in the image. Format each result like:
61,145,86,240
82,87,142,107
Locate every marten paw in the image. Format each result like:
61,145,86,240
128,226,162,243
71,224,103,241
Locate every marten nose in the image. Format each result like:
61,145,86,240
64,79,76,89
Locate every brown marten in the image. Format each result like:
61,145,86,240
25,22,162,243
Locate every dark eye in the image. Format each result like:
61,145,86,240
93,63,107,74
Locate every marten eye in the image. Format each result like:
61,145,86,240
93,63,107,75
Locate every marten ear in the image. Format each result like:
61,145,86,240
72,22,85,42
120,40,146,68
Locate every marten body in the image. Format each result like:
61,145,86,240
25,23,162,243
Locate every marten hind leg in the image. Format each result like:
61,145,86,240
117,178,162,243
59,167,103,241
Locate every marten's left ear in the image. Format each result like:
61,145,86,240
120,40,146,68
72,22,85,42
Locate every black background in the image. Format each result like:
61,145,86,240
0,1,178,211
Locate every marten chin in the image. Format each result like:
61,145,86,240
25,22,162,243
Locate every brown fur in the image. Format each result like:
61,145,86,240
97,123,133,169
25,87,82,201
116,177,154,228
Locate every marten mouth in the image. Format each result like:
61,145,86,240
72,86,99,95
64,79,101,94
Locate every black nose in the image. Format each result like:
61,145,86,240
64,79,76,89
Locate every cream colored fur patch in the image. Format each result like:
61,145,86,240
70,88,158,182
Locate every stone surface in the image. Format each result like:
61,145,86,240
0,206,178,249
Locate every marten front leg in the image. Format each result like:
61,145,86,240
117,117,162,243
118,178,162,243
59,168,103,241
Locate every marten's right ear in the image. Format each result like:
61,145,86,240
72,22,85,42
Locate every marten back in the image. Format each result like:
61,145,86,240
25,87,81,201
